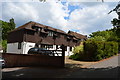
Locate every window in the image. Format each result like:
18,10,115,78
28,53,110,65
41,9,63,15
65,46,67,51
48,31,54,36
27,30,34,35
57,33,61,38
64,35,67,39
41,44,45,48
70,47,72,51
46,45,53,48
56,45,58,49
18,42,21,49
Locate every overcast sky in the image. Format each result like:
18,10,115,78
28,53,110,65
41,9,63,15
0,0,119,35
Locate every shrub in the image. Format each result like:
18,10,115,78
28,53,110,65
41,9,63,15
84,41,118,61
69,53,81,60
69,43,84,60
88,36,106,41
1,40,7,52
118,42,120,52
70,41,118,61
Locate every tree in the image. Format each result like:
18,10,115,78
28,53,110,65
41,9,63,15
109,1,120,27
1,18,15,40
0,18,16,52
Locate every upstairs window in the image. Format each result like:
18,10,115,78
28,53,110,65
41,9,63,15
48,31,54,37
27,30,34,35
57,33,61,38
64,35,67,39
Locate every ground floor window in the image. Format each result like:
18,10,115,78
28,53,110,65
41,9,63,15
18,42,21,49
41,44,53,49
56,45,58,49
41,44,45,48
70,47,72,51
65,46,67,51
46,45,53,48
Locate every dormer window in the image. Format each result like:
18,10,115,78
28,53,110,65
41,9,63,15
53,33,58,39
41,29,48,34
67,36,72,41
73,37,78,43
48,31,54,36
32,25,42,32
38,28,41,32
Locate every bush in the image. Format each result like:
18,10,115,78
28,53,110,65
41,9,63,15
69,43,84,60
72,44,84,54
1,40,7,52
69,41,118,61
88,36,106,41
84,41,118,61
118,38,120,51
69,53,81,60
118,42,120,52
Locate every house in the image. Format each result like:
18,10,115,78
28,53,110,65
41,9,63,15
68,31,87,41
7,21,87,56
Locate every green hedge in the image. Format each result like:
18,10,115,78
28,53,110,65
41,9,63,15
84,41,118,61
69,44,84,60
118,38,120,51
119,42,120,52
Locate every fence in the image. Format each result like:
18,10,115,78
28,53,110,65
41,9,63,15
2,45,65,68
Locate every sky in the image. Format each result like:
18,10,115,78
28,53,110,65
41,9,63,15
0,0,119,35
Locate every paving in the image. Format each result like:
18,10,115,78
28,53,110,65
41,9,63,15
88,54,119,68
65,56,97,68
64,55,120,78
1,55,120,79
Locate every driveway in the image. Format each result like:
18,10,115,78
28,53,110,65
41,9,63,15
1,55,119,79
64,54,120,78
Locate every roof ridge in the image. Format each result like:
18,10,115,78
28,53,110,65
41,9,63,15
9,21,66,34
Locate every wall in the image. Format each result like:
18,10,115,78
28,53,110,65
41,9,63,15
7,42,22,54
65,46,74,56
24,29,81,47
0,50,3,53
7,42,35,54
7,42,74,56
2,53,64,68
7,29,24,43
22,42,35,54
66,46,71,56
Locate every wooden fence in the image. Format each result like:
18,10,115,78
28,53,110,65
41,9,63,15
2,45,65,68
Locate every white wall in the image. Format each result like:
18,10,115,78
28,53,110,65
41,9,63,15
7,42,35,54
7,42,74,56
65,46,74,56
22,42,35,54
0,50,3,53
7,42,22,54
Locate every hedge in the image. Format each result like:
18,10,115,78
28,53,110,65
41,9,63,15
84,41,118,61
118,38,120,51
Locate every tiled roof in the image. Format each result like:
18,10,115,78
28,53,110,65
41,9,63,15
68,31,87,39
9,21,87,40
10,21,66,34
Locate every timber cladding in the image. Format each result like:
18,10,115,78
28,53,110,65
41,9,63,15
7,21,87,46
2,53,64,68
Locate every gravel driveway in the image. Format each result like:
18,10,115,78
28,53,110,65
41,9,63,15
64,54,120,78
